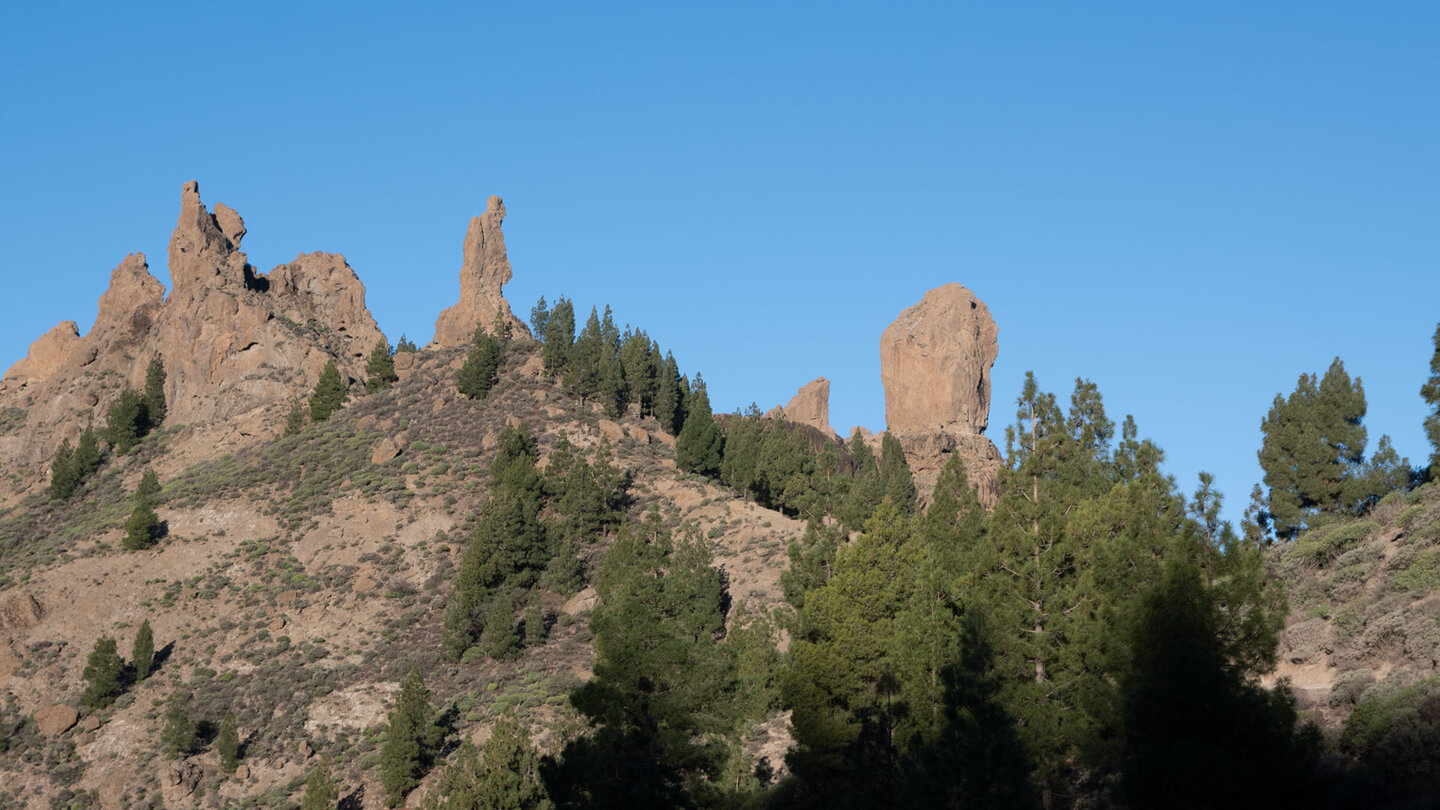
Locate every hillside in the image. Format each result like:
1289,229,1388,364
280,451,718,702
0,182,1437,810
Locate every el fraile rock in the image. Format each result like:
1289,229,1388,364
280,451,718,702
431,194,530,347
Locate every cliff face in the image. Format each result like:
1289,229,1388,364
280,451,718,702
0,181,385,491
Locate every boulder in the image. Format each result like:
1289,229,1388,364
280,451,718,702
432,195,530,347
34,704,78,736
372,437,403,464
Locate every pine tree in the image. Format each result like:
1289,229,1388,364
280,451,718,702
366,338,398,393
477,710,551,809
650,351,682,435
458,327,503,399
549,512,731,807
542,296,575,376
104,387,149,454
524,593,547,648
530,295,551,340
123,469,163,550
396,334,419,353
73,424,102,483
143,356,167,429
1258,358,1369,539
132,619,155,682
309,361,349,422
82,636,123,709
676,375,722,477
1423,322,1440,478
381,670,442,807
301,760,340,810
217,710,240,773
50,439,78,500
161,690,197,758
565,306,603,402
878,431,917,513
284,399,308,436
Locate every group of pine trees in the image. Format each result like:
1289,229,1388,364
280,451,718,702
80,619,154,710
442,424,628,662
531,296,691,433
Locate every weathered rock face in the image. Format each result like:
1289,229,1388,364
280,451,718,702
880,282,997,436
0,181,385,492
879,283,1001,506
778,377,837,440
432,195,530,347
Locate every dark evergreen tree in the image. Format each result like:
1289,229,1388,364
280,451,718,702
217,710,240,773
104,387,148,454
381,670,443,807
565,306,603,403
1118,559,1321,810
1423,322,1440,478
546,513,732,808
530,296,551,341
73,423,102,482
675,375,722,477
619,329,655,417
301,760,340,810
842,429,884,530
122,469,163,550
542,296,575,375
82,636,123,709
1258,358,1369,539
132,619,155,682
458,325,503,400
878,431,917,513
366,338,398,393
50,438,78,500
654,351,684,435
718,407,764,498
396,334,419,353
161,689,197,758
477,710,552,809
309,361,349,422
482,590,524,661
143,355,167,428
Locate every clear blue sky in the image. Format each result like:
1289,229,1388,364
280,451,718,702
2,3,1437,527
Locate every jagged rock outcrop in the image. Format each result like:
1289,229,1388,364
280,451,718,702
880,283,1001,506
0,181,385,491
776,377,837,440
432,195,530,347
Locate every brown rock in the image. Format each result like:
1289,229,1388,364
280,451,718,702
880,284,1002,506
371,437,403,464
235,764,250,779
432,195,530,347
562,588,599,615
34,704,79,736
780,378,836,439
161,760,203,805
0,181,387,480
880,283,997,436
80,715,101,732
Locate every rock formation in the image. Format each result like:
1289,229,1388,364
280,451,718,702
0,181,385,490
879,283,1002,506
431,195,530,347
777,377,837,440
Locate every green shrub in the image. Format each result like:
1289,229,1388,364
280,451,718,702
1393,548,1440,594
1289,520,1380,568
1329,669,1376,708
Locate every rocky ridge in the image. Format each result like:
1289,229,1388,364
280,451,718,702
0,181,388,494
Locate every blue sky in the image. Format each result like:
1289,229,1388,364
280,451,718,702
2,3,1437,527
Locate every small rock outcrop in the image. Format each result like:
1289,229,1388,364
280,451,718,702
432,195,530,347
778,378,837,440
879,283,1002,506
